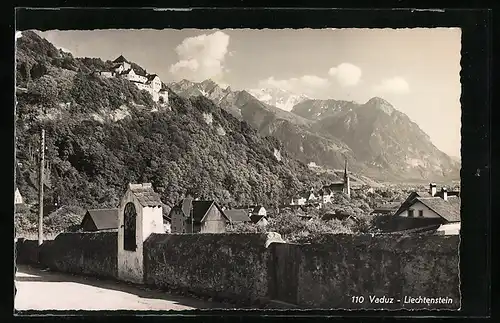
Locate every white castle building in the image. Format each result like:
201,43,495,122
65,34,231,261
96,55,169,104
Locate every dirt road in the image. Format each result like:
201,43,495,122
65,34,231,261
15,265,230,311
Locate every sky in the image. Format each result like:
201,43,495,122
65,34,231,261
34,28,461,158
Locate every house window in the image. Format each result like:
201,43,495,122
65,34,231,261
418,210,424,217
123,202,137,251
408,209,414,217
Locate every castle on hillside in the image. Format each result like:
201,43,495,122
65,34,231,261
95,55,169,104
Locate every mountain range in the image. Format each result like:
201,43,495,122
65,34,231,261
15,31,345,209
16,30,460,203
167,79,460,183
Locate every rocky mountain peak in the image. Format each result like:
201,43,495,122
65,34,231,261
365,97,396,115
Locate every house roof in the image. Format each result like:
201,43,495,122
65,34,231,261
83,208,119,230
129,183,162,207
252,206,265,213
113,55,128,63
414,196,461,223
393,191,432,216
175,198,230,223
250,214,266,224
225,209,251,223
146,74,159,82
192,201,218,222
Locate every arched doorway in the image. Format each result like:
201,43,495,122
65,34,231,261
123,202,137,251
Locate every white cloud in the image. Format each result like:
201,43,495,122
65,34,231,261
15,31,22,39
169,31,230,82
372,77,410,94
258,75,330,96
328,63,362,87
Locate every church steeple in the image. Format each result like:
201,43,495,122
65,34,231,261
344,158,351,198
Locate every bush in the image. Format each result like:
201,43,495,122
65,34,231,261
266,211,354,243
226,222,266,233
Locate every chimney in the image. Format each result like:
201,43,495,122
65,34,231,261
441,187,448,201
429,183,437,197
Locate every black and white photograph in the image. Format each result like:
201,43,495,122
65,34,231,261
14,14,465,312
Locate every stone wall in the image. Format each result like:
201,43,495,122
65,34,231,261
143,232,284,305
268,234,460,309
16,232,460,310
15,238,42,265
16,232,118,280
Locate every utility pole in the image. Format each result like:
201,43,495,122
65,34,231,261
38,128,45,246
190,201,194,234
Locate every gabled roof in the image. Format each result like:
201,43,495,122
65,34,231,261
113,55,128,63
128,183,162,207
225,209,251,223
414,196,461,223
192,201,220,222
252,206,265,213
393,191,432,216
250,214,266,224
175,198,230,223
83,208,119,230
146,74,159,82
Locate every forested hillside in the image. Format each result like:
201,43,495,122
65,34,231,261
15,31,337,212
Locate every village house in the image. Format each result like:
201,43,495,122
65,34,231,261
15,187,24,205
291,188,317,206
224,209,252,225
80,208,119,232
391,183,461,233
169,197,231,233
250,214,268,227
251,206,267,217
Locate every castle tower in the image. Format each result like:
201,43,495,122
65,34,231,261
344,159,351,198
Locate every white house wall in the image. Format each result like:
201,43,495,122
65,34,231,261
150,76,162,92
398,201,441,219
141,205,164,242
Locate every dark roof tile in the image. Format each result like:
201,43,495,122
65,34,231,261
250,214,266,224
225,209,251,223
415,196,461,223
84,208,119,230
113,55,128,63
